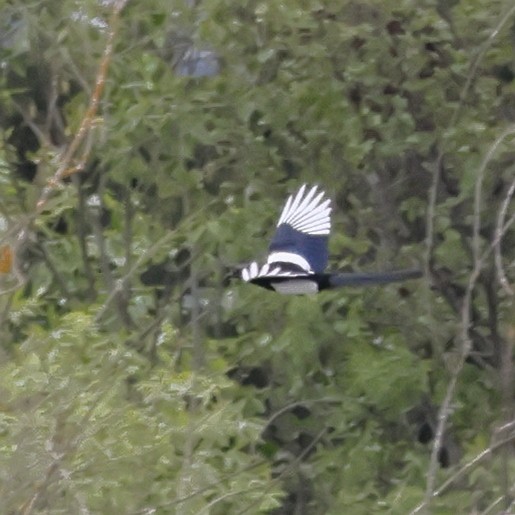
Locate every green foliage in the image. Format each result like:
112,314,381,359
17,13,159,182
0,0,513,513
0,312,280,513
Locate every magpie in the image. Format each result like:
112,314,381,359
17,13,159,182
241,184,422,294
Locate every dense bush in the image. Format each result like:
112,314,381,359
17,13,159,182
0,1,513,513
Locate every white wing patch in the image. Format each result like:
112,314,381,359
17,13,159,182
241,262,307,282
266,251,312,272
276,184,331,236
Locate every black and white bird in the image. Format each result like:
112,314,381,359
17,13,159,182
241,184,422,294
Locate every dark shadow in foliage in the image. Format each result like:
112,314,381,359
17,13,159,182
407,400,461,468
227,365,270,389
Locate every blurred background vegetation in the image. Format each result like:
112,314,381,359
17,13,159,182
0,0,513,513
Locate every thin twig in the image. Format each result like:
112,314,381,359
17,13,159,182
472,124,515,264
74,176,97,299
410,430,515,514
131,460,268,513
495,175,515,295
452,4,515,124
94,230,176,324
18,383,117,515
425,5,515,274
89,188,134,328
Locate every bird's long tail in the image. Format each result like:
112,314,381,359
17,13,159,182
328,268,422,288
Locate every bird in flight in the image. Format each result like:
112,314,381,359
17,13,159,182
241,184,422,294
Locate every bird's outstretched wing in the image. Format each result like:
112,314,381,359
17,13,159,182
266,184,331,274
241,185,331,284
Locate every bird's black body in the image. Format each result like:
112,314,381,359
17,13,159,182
241,185,421,294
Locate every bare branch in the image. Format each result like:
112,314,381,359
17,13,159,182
473,124,515,264
411,428,515,514
36,0,128,209
453,4,515,124
423,121,515,507
89,190,134,329
0,0,128,298
495,175,515,295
